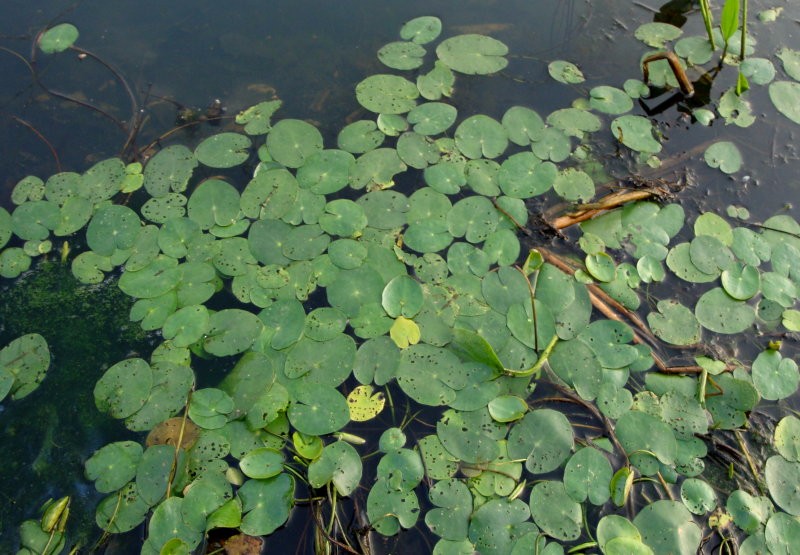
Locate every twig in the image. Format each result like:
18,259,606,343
7,115,62,172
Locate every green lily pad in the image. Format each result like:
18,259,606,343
437,408,504,464
204,309,263,356
704,141,742,174
766,512,800,554
308,441,362,495
94,358,153,419
752,349,799,400
96,483,150,533
777,47,800,81
498,152,556,198
590,85,634,115
187,179,240,230
85,441,143,493
469,498,533,555
564,447,613,505
616,409,677,469
436,34,508,75
378,41,426,70
680,478,716,515
547,108,602,138
407,102,458,136
12,200,60,241
455,115,508,159
634,22,682,47
0,248,31,278
507,409,574,474
239,447,284,480
400,16,442,44
337,120,384,153
241,167,299,221
554,168,594,202
611,115,661,154
367,477,419,535
38,23,79,53
502,106,544,145
295,149,354,194
0,333,50,400
721,264,760,300
189,388,235,430
265,119,323,168
530,481,583,542
287,383,349,435
124,363,194,432
775,416,800,462
235,99,282,135
632,501,700,554
417,60,455,100
194,133,251,168
238,474,294,536
162,305,210,348
143,145,197,198
350,148,407,189
548,60,585,84
356,74,419,114
694,287,755,334
647,300,701,345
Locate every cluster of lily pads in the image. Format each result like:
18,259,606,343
4,11,800,555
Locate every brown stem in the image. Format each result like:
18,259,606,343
8,115,62,172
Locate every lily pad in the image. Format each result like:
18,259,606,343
400,16,442,44
611,115,661,154
38,23,79,53
308,441,362,495
265,119,323,168
548,60,585,84
356,74,419,114
194,133,251,168
378,41,426,70
704,141,742,174
769,81,800,125
436,34,508,75
694,287,755,334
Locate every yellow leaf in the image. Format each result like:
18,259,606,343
347,385,386,422
389,315,420,348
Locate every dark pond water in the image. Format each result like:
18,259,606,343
1,0,800,553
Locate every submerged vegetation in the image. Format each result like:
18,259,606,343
3,2,800,554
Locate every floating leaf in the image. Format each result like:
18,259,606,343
769,81,800,125
548,60,585,84
347,385,385,422
194,133,251,168
204,309,263,357
0,333,50,400
235,100,282,135
356,74,419,114
694,287,755,334
647,300,701,345
38,23,79,53
775,416,800,462
529,481,582,541
287,383,349,436
378,41,426,70
238,475,294,536
564,447,612,505
680,478,716,515
611,115,661,154
455,115,508,159
634,22,682,47
266,119,323,168
704,141,742,174
308,441,362,495
436,34,508,75
633,501,701,554
94,358,153,419
765,455,800,515
752,349,799,400
507,409,574,474
400,16,442,44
